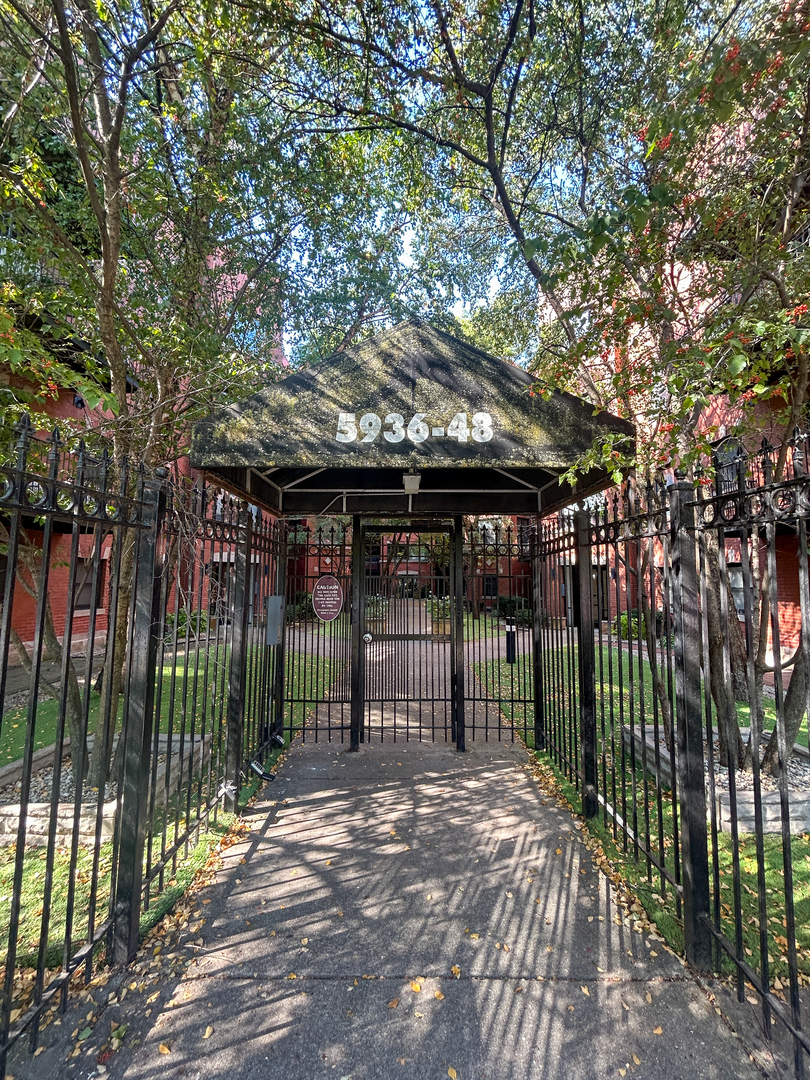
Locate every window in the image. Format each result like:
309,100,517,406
726,564,746,619
484,575,498,597
713,438,744,494
73,557,104,610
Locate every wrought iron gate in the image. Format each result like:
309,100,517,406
281,517,537,748
361,522,460,744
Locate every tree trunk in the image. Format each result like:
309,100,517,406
703,533,745,769
761,649,809,776
638,546,672,744
88,529,135,788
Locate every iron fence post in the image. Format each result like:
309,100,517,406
531,530,546,751
272,525,288,739
575,509,598,818
224,503,253,814
452,515,465,750
350,516,364,751
112,472,167,966
670,475,712,971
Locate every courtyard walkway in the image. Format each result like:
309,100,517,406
9,733,786,1079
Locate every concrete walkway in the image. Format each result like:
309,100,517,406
11,735,781,1080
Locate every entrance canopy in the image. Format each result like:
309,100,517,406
190,318,633,516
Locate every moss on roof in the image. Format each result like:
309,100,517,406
191,317,633,470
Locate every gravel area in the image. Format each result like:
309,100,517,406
707,739,810,795
0,756,118,806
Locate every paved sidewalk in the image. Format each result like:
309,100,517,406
9,735,780,1079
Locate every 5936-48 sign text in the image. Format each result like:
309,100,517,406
335,411,494,445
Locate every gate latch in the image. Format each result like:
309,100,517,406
363,633,373,643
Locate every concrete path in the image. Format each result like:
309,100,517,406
9,734,781,1080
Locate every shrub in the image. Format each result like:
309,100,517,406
286,591,314,623
365,595,389,619
612,608,668,642
495,595,536,627
164,608,208,642
428,596,452,620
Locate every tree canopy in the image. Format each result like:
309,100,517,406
0,0,807,472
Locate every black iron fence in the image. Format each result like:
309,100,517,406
0,419,282,1069
3,411,809,1076
536,446,810,1077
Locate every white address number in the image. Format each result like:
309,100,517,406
336,411,494,444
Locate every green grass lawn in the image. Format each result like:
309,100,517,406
539,639,805,752
1,646,233,769
539,746,810,979
0,785,253,971
0,641,335,769
0,649,336,975
477,652,810,979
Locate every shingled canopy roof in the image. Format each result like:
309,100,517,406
190,318,634,517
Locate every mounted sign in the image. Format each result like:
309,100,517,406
312,575,343,621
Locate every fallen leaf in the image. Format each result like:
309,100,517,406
581,986,590,996
159,1044,171,1054
451,966,461,977
397,1057,407,1065
434,990,445,1000
633,1053,641,1065
414,1011,423,1018
495,943,502,950
645,992,652,1004
619,1069,626,1077
503,945,510,953
287,973,297,980
203,1026,213,1039
411,982,422,993
653,1026,663,1035
301,938,308,945
326,860,332,866
514,987,523,994
556,848,562,855
649,950,658,958
388,998,399,1009
506,892,513,898
146,991,160,1004
621,1000,629,1011
448,1069,457,1079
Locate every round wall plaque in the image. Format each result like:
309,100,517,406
312,575,343,621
